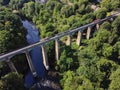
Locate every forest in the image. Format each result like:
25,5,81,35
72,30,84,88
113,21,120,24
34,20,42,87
0,0,120,90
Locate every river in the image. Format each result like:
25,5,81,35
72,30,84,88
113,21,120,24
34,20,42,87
22,20,46,88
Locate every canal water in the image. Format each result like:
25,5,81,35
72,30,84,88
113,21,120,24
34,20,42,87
22,20,46,88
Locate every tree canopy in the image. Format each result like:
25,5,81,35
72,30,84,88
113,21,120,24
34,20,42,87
0,0,120,89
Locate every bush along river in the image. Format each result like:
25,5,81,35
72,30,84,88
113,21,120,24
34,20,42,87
22,20,61,90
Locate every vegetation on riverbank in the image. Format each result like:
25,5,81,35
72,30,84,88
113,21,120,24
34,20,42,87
0,0,120,90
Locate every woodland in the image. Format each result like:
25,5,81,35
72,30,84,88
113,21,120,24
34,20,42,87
0,0,120,90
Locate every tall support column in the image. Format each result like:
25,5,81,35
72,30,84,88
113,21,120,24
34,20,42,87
66,34,72,46
96,24,100,30
41,45,49,70
76,31,82,46
25,51,41,88
55,39,60,60
25,51,37,76
6,59,17,72
110,17,114,21
86,27,92,40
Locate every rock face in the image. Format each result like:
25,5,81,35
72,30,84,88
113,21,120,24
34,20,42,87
35,0,48,4
31,70,61,90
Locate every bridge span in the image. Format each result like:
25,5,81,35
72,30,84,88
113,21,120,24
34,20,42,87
0,12,120,87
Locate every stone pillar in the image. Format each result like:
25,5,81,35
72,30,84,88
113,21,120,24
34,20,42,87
76,31,82,46
6,59,17,72
25,51,41,88
86,27,92,40
96,24,100,30
110,18,114,21
41,45,49,70
66,34,72,46
25,51,37,76
55,39,60,60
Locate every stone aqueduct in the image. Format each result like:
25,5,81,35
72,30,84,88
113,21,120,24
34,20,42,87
0,12,119,77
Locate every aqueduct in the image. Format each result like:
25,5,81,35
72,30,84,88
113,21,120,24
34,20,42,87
0,12,119,85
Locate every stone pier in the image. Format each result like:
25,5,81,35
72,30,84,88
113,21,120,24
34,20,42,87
6,59,17,72
76,31,82,46
96,24,100,30
110,18,114,21
25,51,37,76
55,39,60,60
86,27,92,40
66,34,72,46
25,51,41,88
41,45,49,70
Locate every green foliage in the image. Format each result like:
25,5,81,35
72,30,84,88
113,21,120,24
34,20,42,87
76,1,92,15
108,16,120,44
0,62,10,78
61,70,94,90
0,72,25,90
41,23,55,38
89,30,110,54
46,41,55,63
95,8,107,19
113,41,120,60
57,46,74,72
97,58,118,73
80,17,119,88
22,1,35,19
81,13,95,24
0,10,27,53
112,16,120,32
101,0,120,11
109,67,120,90
101,0,112,11
21,0,93,38
9,0,28,10
0,0,120,90
99,21,111,30
0,9,28,83
61,5,75,18
102,43,113,58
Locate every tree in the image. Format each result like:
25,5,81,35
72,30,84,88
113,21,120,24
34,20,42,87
102,43,113,58
108,16,120,44
113,41,120,62
95,8,107,19
0,10,28,78
81,13,95,24
61,5,75,18
101,0,112,11
109,67,120,90
9,0,28,10
57,48,73,72
101,0,120,11
22,1,35,19
0,72,25,90
111,0,120,10
0,62,10,78
99,21,111,30
61,70,94,90
0,10,27,53
112,16,120,33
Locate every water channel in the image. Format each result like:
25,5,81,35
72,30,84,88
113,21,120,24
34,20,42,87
22,20,46,88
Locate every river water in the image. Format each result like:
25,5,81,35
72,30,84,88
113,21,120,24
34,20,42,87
22,20,46,88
